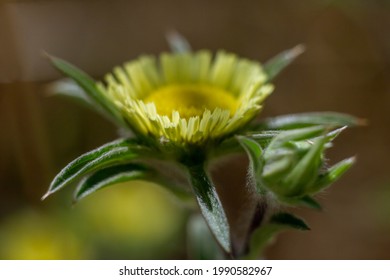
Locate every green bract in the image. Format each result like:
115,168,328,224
43,34,360,259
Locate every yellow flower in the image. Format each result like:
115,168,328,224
98,50,274,145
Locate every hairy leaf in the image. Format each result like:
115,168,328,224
74,163,150,202
42,139,151,199
246,130,280,148
187,164,231,254
237,136,267,194
312,157,355,193
282,137,326,196
262,155,294,180
267,125,326,150
258,112,363,130
210,131,278,158
237,136,263,174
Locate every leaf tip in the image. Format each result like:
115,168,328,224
165,29,191,53
41,50,58,63
335,125,348,134
346,156,357,166
289,44,306,59
41,50,51,59
336,156,356,168
302,224,311,231
41,191,52,201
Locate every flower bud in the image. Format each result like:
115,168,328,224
261,127,327,198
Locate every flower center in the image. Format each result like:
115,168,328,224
143,84,238,119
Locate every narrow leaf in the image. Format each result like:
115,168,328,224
282,137,326,195
47,54,124,126
187,164,231,253
258,112,364,130
246,130,280,147
42,139,150,199
264,44,305,81
247,130,280,139
262,156,293,180
270,212,310,230
237,136,262,173
323,126,347,142
267,125,326,150
74,163,150,202
166,30,192,53
312,157,356,192
237,136,267,194
289,126,347,152
211,131,278,157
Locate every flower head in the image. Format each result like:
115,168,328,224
99,51,273,146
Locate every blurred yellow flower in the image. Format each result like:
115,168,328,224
0,210,88,260
77,181,185,246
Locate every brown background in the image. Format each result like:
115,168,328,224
0,0,389,259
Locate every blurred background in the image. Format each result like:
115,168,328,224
0,0,389,259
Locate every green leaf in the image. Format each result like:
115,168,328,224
322,126,347,142
74,163,150,202
246,130,280,148
267,125,326,150
262,156,294,180
247,130,280,138
270,212,310,230
210,131,278,158
258,112,363,130
289,126,347,152
264,44,305,81
282,137,326,196
187,164,231,254
47,54,125,126
42,139,151,199
166,30,192,53
312,157,355,193
237,136,267,195
237,136,262,174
